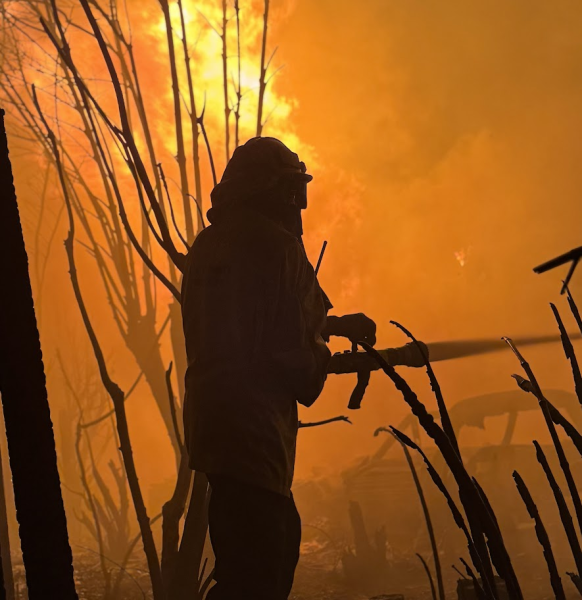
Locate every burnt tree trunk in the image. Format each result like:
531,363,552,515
0,109,77,599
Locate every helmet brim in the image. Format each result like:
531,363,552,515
280,168,313,183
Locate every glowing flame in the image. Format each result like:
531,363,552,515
142,0,312,190
2,0,312,214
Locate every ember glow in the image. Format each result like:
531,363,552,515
455,249,467,267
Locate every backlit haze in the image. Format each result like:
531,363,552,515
5,0,582,512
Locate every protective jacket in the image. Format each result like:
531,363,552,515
181,206,331,496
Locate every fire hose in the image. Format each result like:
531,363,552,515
327,333,581,409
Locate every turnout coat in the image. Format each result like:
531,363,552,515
181,207,330,496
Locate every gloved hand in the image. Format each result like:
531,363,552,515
323,313,377,346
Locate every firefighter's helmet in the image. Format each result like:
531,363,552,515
210,137,312,211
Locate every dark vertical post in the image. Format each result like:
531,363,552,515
0,445,14,600
0,109,78,598
0,514,5,600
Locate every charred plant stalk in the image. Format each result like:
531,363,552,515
512,376,582,587
377,428,444,600
161,452,191,590
46,3,172,300
513,470,565,600
386,324,518,597
357,344,497,596
298,416,351,428
78,314,171,430
533,440,582,577
162,361,206,598
168,299,189,408
234,0,242,148
55,3,187,472
551,303,582,408
41,3,183,296
361,339,523,599
453,564,467,581
158,0,194,243
461,558,487,600
513,373,582,467
549,403,582,457
85,436,131,567
390,428,494,600
100,4,173,246
177,0,204,231
32,163,51,318
169,471,210,600
74,421,111,598
567,288,582,343
505,336,582,539
56,112,182,456
43,15,184,456
472,476,519,598
109,511,162,598
391,321,460,457
108,16,181,324
416,554,437,600
393,319,530,597
221,0,230,159
256,0,270,136
568,572,582,595
68,1,186,270
165,362,184,450
199,565,216,599
158,163,189,249
199,103,218,186
33,14,137,315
